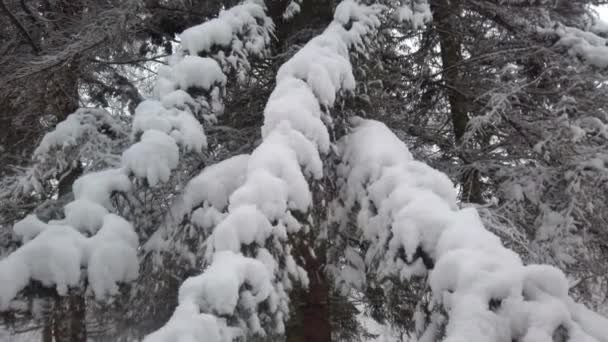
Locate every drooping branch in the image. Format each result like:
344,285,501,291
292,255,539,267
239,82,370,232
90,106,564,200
143,2,383,341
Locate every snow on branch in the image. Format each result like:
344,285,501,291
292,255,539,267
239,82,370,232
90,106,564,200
395,0,432,29
0,0,278,312
144,1,382,341
8,108,128,197
282,0,303,20
0,168,136,309
337,119,608,342
539,24,608,68
127,0,277,186
179,0,273,76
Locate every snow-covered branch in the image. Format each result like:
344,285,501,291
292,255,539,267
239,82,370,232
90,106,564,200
0,0,277,313
337,119,608,341
144,1,382,341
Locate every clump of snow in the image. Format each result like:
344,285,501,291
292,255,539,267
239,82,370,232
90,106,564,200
87,214,139,299
173,56,227,92
168,110,208,152
338,118,608,342
276,41,354,107
282,0,302,20
161,90,197,111
552,25,608,68
122,130,179,187
60,199,109,234
263,79,329,153
0,212,138,309
396,0,432,29
179,1,273,71
0,224,86,309
12,215,49,243
183,154,250,211
132,100,173,134
143,304,230,342
72,168,131,209
133,100,207,153
143,251,275,342
210,205,273,254
154,56,226,100
33,108,123,157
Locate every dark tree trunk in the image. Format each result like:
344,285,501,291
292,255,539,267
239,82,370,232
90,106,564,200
301,244,331,342
433,0,484,203
52,288,87,342
268,2,335,341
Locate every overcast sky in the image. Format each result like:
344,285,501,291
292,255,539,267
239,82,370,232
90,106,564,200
596,5,608,20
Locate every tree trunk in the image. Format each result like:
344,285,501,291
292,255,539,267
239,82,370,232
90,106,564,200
51,288,87,342
269,2,335,341
301,244,331,342
268,0,335,52
433,0,484,203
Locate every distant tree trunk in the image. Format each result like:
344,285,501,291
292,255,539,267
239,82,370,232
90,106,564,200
52,288,87,342
42,319,52,342
269,0,335,51
433,0,483,203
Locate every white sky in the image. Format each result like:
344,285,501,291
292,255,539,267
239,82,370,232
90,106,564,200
595,5,608,20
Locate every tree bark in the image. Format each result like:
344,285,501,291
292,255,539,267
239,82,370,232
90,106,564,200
433,0,484,203
301,243,331,342
51,288,87,342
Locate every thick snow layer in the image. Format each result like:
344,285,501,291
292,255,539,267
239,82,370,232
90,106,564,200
243,129,313,212
161,90,197,111
282,0,301,20
72,168,131,209
179,1,273,64
552,25,608,68
276,40,354,107
12,215,51,243
154,56,226,99
173,56,227,91
0,224,85,309
169,110,208,152
143,251,274,342
263,78,330,153
183,154,250,211
60,199,109,234
339,119,608,342
133,100,173,134
229,168,290,222
275,2,380,107
210,205,274,253
87,214,139,299
133,100,207,153
146,1,383,340
0,214,138,309
33,108,122,157
396,0,432,29
143,303,230,342
122,130,179,187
